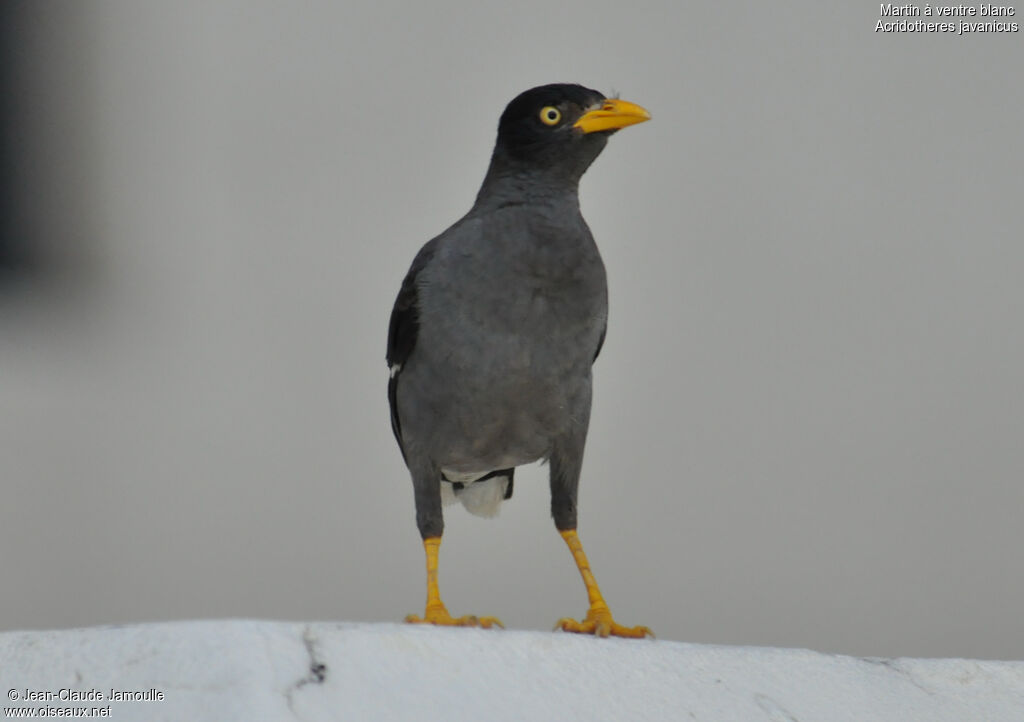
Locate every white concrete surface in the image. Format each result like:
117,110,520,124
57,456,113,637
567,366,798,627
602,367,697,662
1,621,1022,721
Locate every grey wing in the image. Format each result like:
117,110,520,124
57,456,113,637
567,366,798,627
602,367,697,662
593,321,607,362
386,239,439,464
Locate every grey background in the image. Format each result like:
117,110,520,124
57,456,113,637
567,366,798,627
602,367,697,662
2,2,1021,660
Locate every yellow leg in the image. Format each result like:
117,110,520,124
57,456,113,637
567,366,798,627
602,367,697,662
555,529,653,639
405,537,503,629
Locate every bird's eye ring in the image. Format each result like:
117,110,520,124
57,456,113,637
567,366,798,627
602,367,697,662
539,106,561,126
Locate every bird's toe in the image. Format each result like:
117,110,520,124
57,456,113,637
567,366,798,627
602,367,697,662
406,607,504,629
555,607,653,639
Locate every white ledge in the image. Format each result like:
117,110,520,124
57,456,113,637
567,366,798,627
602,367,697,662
2,620,1022,721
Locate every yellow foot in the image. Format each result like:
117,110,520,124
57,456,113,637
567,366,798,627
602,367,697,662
555,605,653,639
405,606,504,629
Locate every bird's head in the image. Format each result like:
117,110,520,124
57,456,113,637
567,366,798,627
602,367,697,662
488,83,650,183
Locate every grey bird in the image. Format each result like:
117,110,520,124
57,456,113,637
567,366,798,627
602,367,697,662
387,83,651,637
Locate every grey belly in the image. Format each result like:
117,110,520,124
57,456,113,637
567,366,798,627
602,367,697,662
400,282,600,472
398,353,582,472
433,384,564,471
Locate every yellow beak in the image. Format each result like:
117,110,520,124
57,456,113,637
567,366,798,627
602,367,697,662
573,98,651,134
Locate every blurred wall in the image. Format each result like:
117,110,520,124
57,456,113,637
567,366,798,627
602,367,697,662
1,3,1022,660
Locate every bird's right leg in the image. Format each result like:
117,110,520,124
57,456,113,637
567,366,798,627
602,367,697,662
405,471,503,629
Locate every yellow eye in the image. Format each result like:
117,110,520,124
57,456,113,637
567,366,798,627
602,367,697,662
539,106,561,126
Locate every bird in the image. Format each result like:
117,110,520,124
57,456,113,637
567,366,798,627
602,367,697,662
387,83,651,638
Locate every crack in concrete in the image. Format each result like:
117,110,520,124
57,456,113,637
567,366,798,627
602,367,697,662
285,625,328,716
754,692,801,721
861,657,935,696
300,626,328,686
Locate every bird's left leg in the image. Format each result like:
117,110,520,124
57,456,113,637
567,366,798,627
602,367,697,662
549,437,652,639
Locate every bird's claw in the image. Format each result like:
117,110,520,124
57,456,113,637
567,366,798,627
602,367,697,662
554,608,653,639
405,607,504,629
